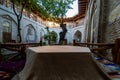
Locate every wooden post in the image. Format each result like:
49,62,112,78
40,38,42,46
73,40,76,46
112,38,120,64
20,45,26,59
0,42,2,61
0,42,1,54
63,39,67,45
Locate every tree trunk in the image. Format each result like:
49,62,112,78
12,2,22,43
17,18,22,43
59,23,67,44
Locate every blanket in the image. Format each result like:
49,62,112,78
12,46,111,80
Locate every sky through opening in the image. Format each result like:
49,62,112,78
66,0,78,18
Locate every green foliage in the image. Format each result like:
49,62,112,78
11,0,75,22
49,32,57,41
11,0,39,11
44,32,57,41
43,34,49,40
43,27,57,42
37,0,75,22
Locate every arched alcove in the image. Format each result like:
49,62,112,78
74,30,82,42
3,21,11,32
2,21,11,43
40,28,46,38
39,28,46,42
26,25,36,42
1,15,17,43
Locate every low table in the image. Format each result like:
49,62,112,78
12,46,111,80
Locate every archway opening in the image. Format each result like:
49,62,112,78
2,21,11,43
74,30,82,42
26,25,36,43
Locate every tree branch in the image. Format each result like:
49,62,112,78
12,2,19,17
19,5,24,20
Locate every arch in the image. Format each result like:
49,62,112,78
26,24,37,42
2,21,11,43
40,28,46,37
1,14,17,24
1,14,18,43
1,15,17,43
39,28,46,42
50,30,60,44
1,15,15,33
74,30,82,42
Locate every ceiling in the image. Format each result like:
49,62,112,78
63,0,88,22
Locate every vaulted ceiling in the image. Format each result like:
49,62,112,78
63,0,88,22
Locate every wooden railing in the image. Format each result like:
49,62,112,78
0,41,42,61
1,42,42,52
73,38,120,65
73,40,114,51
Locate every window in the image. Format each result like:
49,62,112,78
2,21,11,32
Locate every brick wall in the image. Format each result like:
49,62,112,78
101,0,120,43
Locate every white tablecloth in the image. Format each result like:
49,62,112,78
28,46,91,53
12,46,111,80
